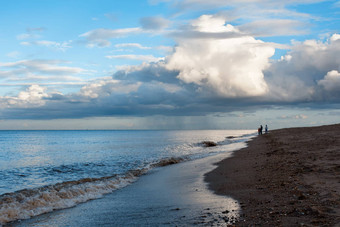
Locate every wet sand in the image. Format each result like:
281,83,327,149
11,142,247,226
205,124,340,226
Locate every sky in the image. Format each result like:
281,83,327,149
0,0,340,130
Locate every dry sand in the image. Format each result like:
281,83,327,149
205,124,340,226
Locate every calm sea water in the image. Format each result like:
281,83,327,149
0,130,254,224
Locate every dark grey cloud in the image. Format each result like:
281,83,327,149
113,62,179,84
0,63,273,120
1,58,340,121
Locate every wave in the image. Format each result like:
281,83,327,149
150,157,185,167
0,156,186,225
201,141,218,147
0,157,188,225
197,133,256,148
0,169,147,225
0,133,256,225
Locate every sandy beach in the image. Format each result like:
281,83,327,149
7,124,340,226
205,124,340,226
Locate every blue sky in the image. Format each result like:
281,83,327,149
0,0,340,129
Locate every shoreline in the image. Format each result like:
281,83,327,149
10,143,247,226
205,124,340,226
0,130,252,226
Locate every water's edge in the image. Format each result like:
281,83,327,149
1,133,255,225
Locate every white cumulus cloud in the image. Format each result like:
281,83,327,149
265,34,340,102
79,79,141,99
166,14,274,97
318,70,340,91
1,85,50,108
330,33,340,42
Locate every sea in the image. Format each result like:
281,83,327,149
0,130,255,225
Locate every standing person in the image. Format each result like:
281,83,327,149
265,125,268,133
260,125,263,135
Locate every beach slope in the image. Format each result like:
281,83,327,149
205,124,340,226
11,151,245,226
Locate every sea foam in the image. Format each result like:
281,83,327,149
0,157,187,225
0,169,146,225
